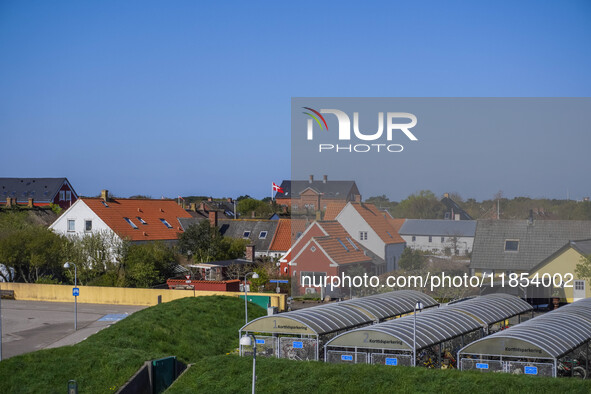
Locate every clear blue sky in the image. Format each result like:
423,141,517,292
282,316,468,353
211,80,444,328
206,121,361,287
1,1,590,201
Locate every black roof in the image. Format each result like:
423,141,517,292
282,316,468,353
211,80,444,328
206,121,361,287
218,219,278,252
470,219,591,271
440,196,473,220
0,177,74,203
275,179,359,200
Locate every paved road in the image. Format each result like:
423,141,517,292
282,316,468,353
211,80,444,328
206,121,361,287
0,300,146,360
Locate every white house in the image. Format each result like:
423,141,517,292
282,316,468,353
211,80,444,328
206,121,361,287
398,219,476,255
336,202,406,273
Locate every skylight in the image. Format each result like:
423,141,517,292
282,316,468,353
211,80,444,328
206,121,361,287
243,231,251,238
160,218,173,229
101,201,109,207
386,231,393,238
137,216,147,225
346,237,359,250
259,231,268,239
124,217,138,229
337,238,349,252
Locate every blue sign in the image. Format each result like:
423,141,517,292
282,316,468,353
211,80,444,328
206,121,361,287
341,355,353,361
476,363,489,370
72,287,80,297
256,339,265,344
385,357,398,366
524,366,538,375
292,341,303,349
269,280,289,283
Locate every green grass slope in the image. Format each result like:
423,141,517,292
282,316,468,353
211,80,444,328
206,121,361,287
0,296,265,393
167,355,591,394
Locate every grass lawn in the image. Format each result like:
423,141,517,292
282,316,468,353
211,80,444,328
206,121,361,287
0,296,265,393
167,354,591,394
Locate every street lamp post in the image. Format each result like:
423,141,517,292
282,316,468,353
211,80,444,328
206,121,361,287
244,272,259,325
64,262,78,331
413,301,424,367
240,334,257,394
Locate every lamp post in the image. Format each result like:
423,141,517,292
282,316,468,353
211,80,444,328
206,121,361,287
244,272,259,325
64,262,78,330
240,334,257,394
413,301,424,366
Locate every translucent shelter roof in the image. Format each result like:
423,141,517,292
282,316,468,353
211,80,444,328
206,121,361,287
340,290,438,321
240,290,438,336
458,298,591,359
326,307,483,351
446,293,533,326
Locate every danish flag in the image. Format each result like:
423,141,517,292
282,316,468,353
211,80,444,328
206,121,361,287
272,182,284,193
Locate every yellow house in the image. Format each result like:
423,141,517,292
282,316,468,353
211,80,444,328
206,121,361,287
529,239,591,303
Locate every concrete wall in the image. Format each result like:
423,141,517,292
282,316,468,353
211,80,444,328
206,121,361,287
0,282,286,310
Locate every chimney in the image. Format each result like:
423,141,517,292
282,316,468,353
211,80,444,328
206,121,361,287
6,197,12,208
101,190,109,202
28,198,34,208
528,209,534,225
315,210,322,221
323,175,327,183
209,210,218,227
309,175,314,183
443,193,449,198
251,211,256,219
190,202,197,212
245,244,256,262
207,197,213,202
354,194,362,203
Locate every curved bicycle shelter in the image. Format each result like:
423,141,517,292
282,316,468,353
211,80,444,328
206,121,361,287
239,290,438,361
324,294,533,368
458,297,591,378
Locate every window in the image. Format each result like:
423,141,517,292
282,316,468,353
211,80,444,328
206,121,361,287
259,231,268,239
60,191,65,201
504,240,519,252
444,212,451,220
296,232,302,239
337,238,349,251
310,246,316,252
136,217,147,225
575,280,585,291
160,218,173,229
386,231,393,238
67,219,75,232
85,220,92,232
101,200,109,207
124,217,138,229
428,236,432,243
441,237,445,243
243,231,251,238
412,236,416,242
66,191,72,201
346,237,359,250
359,231,368,241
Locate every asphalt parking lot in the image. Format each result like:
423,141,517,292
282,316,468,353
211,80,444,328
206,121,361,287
0,300,146,360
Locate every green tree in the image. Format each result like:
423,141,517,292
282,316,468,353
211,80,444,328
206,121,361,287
123,242,176,288
398,247,426,271
177,220,224,263
575,254,591,282
392,190,445,219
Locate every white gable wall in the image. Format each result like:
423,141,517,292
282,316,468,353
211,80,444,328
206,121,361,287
336,203,385,259
401,234,474,255
49,199,118,240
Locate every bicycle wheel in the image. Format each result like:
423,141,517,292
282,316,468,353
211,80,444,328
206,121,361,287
572,366,586,379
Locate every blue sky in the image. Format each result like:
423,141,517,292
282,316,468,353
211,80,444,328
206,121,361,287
1,1,590,201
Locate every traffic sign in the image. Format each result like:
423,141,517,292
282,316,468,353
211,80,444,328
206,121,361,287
72,287,80,297
269,279,289,283
185,280,191,284
185,275,190,280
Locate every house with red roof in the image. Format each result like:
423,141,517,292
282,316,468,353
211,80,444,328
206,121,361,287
268,218,309,265
336,202,406,273
278,220,381,296
49,190,192,244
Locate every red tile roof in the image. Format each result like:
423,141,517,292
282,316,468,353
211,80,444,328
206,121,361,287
268,218,308,252
313,221,371,265
350,203,405,244
323,200,347,220
83,198,193,241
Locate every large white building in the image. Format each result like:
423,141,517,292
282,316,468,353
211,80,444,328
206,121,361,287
398,219,476,255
